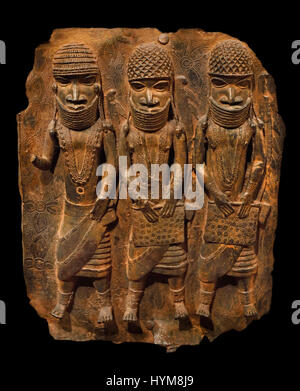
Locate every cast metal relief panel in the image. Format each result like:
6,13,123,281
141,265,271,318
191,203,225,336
18,28,284,351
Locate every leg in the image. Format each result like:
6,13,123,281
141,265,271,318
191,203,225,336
196,281,216,318
51,278,76,319
168,275,188,320
93,273,113,324
123,278,146,322
238,275,258,317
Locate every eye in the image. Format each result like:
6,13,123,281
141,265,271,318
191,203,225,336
80,76,96,85
130,81,146,91
211,78,227,88
236,79,251,89
153,81,170,91
55,76,70,86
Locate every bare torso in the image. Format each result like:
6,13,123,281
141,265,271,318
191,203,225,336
206,120,254,200
56,121,104,205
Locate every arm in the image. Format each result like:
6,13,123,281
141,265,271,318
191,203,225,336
238,123,266,218
118,119,131,166
91,127,117,221
96,127,117,200
103,128,117,171
160,122,187,217
31,120,58,170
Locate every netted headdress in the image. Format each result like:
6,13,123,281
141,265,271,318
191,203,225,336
53,43,99,76
127,43,174,81
208,39,253,76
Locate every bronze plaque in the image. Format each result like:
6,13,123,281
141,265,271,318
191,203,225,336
18,28,284,350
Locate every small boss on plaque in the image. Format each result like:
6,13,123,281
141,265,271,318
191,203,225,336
18,28,285,351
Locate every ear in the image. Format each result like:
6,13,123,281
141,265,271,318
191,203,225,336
52,83,58,94
94,83,101,95
251,75,255,92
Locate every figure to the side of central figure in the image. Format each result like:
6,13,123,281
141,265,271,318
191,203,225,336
194,39,266,318
120,42,189,322
31,43,117,324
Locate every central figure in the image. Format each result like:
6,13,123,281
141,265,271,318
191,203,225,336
120,42,188,322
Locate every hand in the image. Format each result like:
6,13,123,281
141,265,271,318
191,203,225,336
90,198,110,222
30,154,37,164
30,154,51,170
160,199,177,218
106,88,117,104
47,119,56,136
120,119,130,138
132,200,159,223
238,192,252,218
212,190,234,217
102,119,114,132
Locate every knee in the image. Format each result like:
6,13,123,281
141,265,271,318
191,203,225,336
57,266,73,282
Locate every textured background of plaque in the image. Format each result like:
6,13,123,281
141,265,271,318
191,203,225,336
18,28,284,350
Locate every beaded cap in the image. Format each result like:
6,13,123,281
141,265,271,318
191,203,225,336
127,43,173,81
209,39,253,76
53,43,99,76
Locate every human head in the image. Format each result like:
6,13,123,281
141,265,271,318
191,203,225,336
127,42,174,131
208,39,254,127
52,43,101,130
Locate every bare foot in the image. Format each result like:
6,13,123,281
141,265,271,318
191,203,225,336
123,307,138,322
51,303,68,319
97,305,113,323
196,303,211,318
244,304,258,318
174,301,188,320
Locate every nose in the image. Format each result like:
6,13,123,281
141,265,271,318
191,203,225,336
146,88,153,106
138,88,159,107
220,86,243,105
227,86,236,104
71,80,79,101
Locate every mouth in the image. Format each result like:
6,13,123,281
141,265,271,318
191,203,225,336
65,103,87,111
138,106,162,113
220,101,243,107
218,102,246,112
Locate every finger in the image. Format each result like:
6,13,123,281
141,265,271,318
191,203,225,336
226,203,234,212
219,206,228,217
238,210,244,218
239,205,250,218
223,205,231,214
150,208,159,218
161,209,168,218
147,211,156,223
165,205,171,217
243,205,251,217
240,204,249,217
223,205,233,216
144,212,154,222
238,207,244,217
225,204,234,215
160,206,167,216
148,209,159,221
168,204,175,216
169,205,176,216
150,214,158,222
147,215,156,223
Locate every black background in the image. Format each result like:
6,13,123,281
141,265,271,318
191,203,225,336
0,3,299,388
